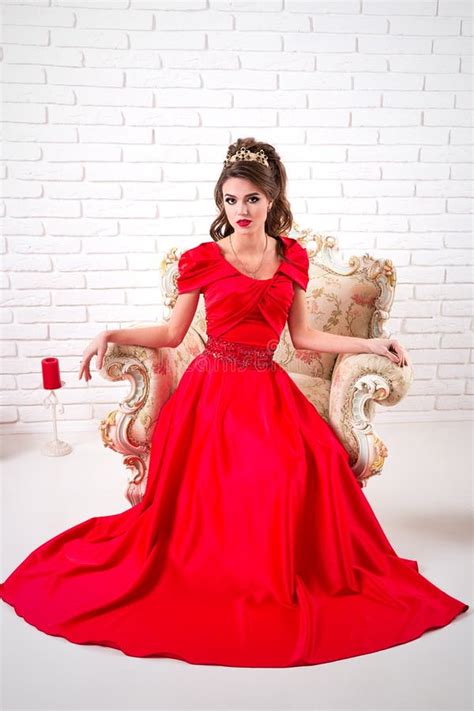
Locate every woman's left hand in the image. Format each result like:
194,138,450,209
366,338,410,367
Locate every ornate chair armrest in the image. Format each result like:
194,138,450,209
329,352,414,487
98,326,206,506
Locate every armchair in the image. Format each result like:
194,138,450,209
98,224,413,506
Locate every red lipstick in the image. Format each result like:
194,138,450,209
237,220,252,227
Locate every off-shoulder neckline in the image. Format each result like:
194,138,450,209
210,235,290,282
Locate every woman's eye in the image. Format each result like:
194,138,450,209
225,197,259,204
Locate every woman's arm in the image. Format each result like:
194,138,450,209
287,286,409,367
79,289,200,382
107,289,200,349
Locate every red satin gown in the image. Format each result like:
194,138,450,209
0,235,469,667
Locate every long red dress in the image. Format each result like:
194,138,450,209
0,235,469,667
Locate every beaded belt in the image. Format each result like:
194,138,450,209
202,334,277,371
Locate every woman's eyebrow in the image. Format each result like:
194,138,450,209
224,192,260,197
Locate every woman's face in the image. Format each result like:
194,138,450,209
222,177,271,238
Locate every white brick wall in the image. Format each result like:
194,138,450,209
0,0,472,432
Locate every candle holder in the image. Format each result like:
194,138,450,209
41,379,73,457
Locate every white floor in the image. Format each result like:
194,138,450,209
1,421,472,711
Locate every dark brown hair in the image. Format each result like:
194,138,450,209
209,137,293,260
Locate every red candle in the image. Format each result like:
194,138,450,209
42,357,62,390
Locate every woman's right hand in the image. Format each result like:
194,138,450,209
78,330,110,382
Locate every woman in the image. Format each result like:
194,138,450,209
0,138,468,667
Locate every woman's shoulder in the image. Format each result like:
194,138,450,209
279,235,310,290
180,236,306,262
176,235,309,292
182,235,303,254
176,241,218,294
281,234,307,254
180,240,216,260
281,235,309,267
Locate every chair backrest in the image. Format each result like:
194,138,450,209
163,224,396,382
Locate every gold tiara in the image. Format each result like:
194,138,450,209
224,147,269,168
